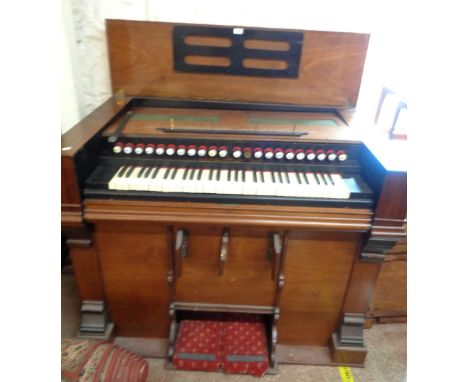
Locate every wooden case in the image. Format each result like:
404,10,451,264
62,19,406,369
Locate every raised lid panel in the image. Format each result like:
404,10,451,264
106,20,369,108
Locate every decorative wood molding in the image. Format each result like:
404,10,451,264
66,238,92,248
360,236,399,262
360,222,406,262
337,313,365,347
269,307,280,372
174,229,188,278
167,302,177,365
218,228,229,276
84,200,373,231
173,302,275,314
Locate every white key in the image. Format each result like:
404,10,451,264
287,171,301,197
144,168,157,191
236,170,245,194
134,167,151,191
181,168,193,193
119,167,139,190
148,167,162,191
271,171,282,197
192,169,204,193
329,173,350,199
163,168,177,192
262,171,277,196
209,169,218,194
305,172,322,198
108,166,125,190
128,166,144,190
224,169,239,194
278,172,292,197
172,168,186,193
298,172,313,198
256,171,268,196
216,169,230,194
315,173,330,198
200,169,213,193
153,167,168,192
243,170,256,195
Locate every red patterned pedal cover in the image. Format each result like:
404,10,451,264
222,320,269,377
173,320,223,372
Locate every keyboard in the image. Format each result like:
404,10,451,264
84,163,373,208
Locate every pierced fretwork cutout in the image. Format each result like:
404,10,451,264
173,25,303,78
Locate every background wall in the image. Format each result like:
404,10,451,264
61,0,409,134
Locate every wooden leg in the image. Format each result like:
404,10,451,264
329,313,367,364
64,228,114,339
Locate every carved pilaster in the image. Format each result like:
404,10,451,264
64,225,113,340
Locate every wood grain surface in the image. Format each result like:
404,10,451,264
106,20,369,107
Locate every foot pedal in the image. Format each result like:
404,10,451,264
173,320,222,372
173,316,269,376
222,320,269,377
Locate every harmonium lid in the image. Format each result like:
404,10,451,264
106,19,370,108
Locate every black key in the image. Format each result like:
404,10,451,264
137,167,146,177
216,169,221,181
124,166,134,178
325,172,335,186
183,168,189,180
276,171,282,184
259,171,265,183
152,167,160,179
320,173,328,185
116,166,127,177
142,167,151,178
197,168,203,180
227,169,232,182
253,170,257,183
171,167,178,180
284,172,290,184
314,172,321,185
163,167,171,179
271,171,277,184
189,168,196,180
302,172,309,184
242,170,246,183
295,172,302,184
234,169,238,182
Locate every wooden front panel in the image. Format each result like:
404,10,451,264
93,222,170,337
175,226,276,306
106,20,369,107
279,231,360,346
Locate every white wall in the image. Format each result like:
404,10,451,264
61,0,409,133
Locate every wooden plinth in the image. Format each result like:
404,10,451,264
329,332,367,365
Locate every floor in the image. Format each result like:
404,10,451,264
62,271,406,382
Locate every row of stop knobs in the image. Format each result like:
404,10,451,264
112,142,348,161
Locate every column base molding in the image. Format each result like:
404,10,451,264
76,300,114,341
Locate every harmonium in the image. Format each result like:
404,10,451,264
61,19,407,374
